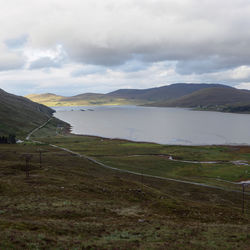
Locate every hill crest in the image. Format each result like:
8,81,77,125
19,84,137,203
0,88,64,137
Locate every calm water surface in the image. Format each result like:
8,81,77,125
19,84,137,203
53,106,250,145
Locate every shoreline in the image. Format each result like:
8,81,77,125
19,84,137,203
66,132,250,147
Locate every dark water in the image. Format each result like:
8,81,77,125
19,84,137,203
53,106,250,145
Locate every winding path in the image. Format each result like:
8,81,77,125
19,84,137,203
129,154,249,166
26,117,53,140
27,118,250,194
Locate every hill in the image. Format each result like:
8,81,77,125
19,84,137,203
151,87,250,112
26,93,63,104
26,93,143,106
107,83,231,101
0,89,67,137
26,83,250,113
26,83,231,107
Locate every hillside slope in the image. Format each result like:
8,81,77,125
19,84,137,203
26,93,63,104
26,93,143,106
152,87,250,111
107,83,231,101
0,88,64,137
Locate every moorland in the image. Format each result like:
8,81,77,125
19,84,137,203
1,117,250,249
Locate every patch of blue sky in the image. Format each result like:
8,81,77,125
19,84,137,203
5,34,28,49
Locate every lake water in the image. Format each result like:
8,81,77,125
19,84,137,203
53,106,250,145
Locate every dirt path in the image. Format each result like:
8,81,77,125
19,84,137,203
129,154,249,166
27,118,249,194
26,117,53,140
49,143,248,193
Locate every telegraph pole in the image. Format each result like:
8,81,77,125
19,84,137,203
22,154,33,178
39,149,42,168
141,168,144,190
242,183,249,214
37,149,46,168
242,184,245,214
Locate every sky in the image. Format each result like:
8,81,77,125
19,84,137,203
1,0,250,96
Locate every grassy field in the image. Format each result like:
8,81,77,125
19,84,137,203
1,121,250,249
38,134,250,187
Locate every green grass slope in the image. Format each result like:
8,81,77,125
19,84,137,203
26,93,63,104
0,89,67,137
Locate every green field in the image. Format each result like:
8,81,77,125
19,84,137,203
38,134,250,186
1,119,250,249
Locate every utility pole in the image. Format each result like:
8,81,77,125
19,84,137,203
242,183,249,214
242,184,245,214
22,154,33,178
141,168,144,191
37,149,47,168
39,149,42,168
38,149,42,168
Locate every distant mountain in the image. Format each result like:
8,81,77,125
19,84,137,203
0,89,63,137
26,93,143,106
150,87,250,112
26,93,105,103
26,83,250,113
107,83,231,101
65,93,104,101
26,83,231,106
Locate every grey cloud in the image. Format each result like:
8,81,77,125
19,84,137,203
176,55,250,75
71,65,107,77
65,37,250,75
176,57,233,75
29,57,62,70
113,59,150,72
0,54,25,71
0,61,24,71
68,45,132,66
2,1,250,79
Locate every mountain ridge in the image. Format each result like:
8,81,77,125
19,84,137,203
26,83,231,106
150,87,250,111
107,83,232,101
25,83,250,113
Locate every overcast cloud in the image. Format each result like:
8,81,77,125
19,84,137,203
0,0,250,95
